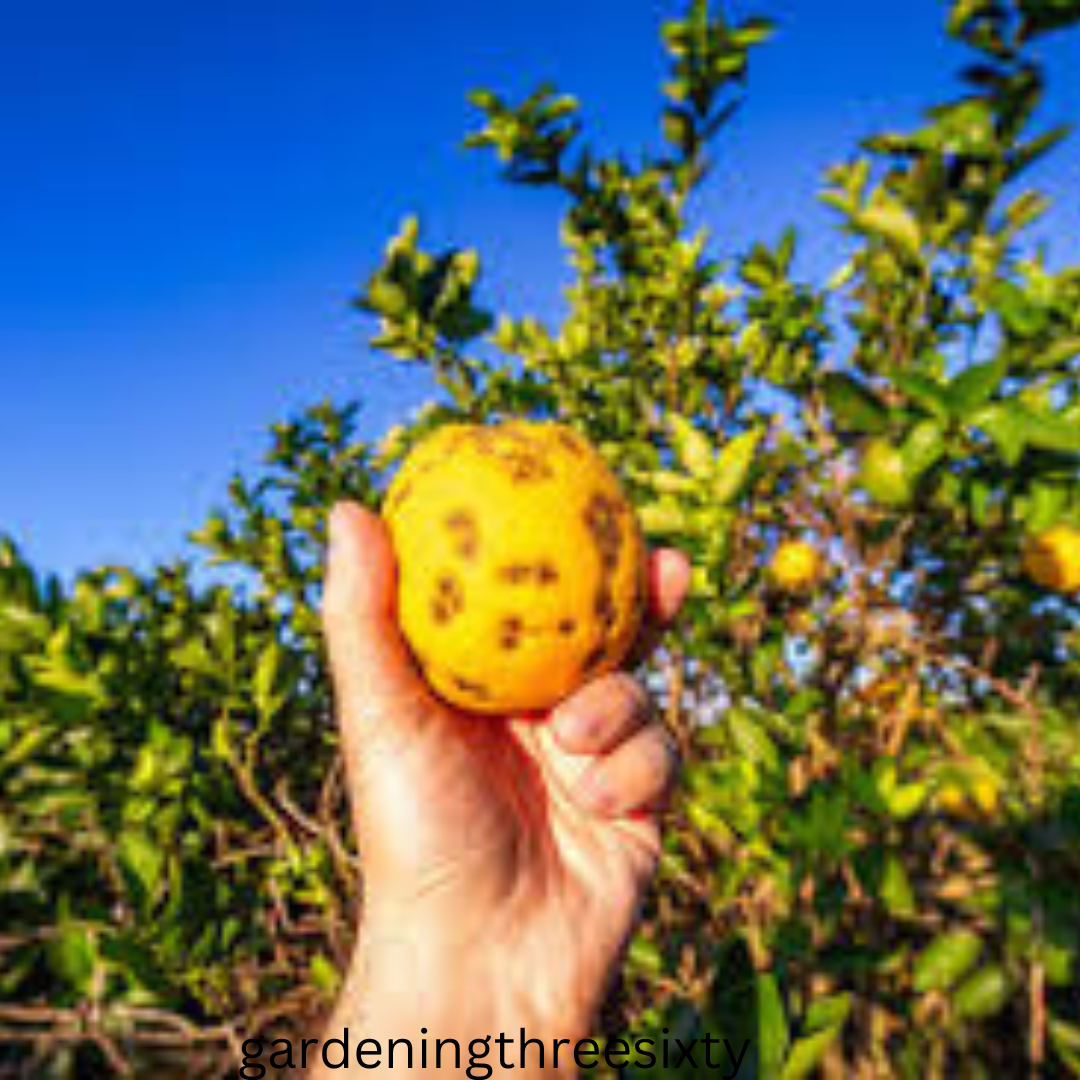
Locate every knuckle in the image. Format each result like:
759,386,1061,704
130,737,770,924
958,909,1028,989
613,671,650,714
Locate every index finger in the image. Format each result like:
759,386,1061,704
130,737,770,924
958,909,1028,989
626,546,692,667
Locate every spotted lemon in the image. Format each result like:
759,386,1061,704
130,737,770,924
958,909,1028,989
769,539,823,593
383,420,648,714
1022,523,1080,595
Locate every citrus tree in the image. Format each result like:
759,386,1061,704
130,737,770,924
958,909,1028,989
4,0,1080,1075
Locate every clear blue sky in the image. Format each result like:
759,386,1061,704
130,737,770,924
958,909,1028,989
2,0,1078,581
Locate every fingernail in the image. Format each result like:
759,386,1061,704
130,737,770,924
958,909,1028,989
563,711,600,746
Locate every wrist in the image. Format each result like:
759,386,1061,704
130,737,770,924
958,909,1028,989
306,926,588,1076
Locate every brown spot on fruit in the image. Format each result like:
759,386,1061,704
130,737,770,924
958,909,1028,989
451,672,491,700
444,509,479,560
498,561,560,585
499,563,533,584
594,586,616,629
431,573,464,624
583,492,623,569
503,450,553,483
499,615,524,650
556,429,585,456
558,618,576,636
536,560,559,585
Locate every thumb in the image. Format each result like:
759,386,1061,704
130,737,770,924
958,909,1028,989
322,501,437,781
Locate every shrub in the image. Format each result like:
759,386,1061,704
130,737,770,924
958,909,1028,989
4,1,1080,1074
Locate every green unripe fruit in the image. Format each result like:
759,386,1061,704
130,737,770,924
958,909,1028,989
859,438,913,508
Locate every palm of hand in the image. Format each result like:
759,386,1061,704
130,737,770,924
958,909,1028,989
355,694,659,1027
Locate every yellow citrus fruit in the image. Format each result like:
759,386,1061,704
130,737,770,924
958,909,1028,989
1022,523,1080,594
936,783,968,816
383,420,648,714
936,776,1000,819
858,438,913,508
769,539,823,592
970,776,1000,816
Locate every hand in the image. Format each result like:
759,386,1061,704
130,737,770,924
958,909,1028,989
314,501,690,1075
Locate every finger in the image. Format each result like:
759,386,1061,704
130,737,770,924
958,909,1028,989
626,547,692,668
574,724,680,817
322,502,437,768
650,546,693,626
550,672,653,754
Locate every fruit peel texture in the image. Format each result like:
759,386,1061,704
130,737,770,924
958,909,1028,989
383,420,648,714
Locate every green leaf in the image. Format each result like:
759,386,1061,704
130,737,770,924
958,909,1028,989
1033,335,1080,370
757,972,790,1077
686,801,737,848
971,402,1027,465
662,106,695,152
944,355,1007,417
48,923,98,995
1025,478,1071,532
893,371,951,420
253,640,284,720
365,278,410,318
822,372,889,434
669,415,714,478
925,98,996,156
1021,407,1080,454
627,935,664,978
902,419,946,480
913,929,983,994
310,954,343,995
1050,1017,1080,1074
804,992,851,1033
118,831,167,910
29,661,106,706
713,429,762,504
948,0,998,38
855,191,922,258
727,709,779,771
638,500,688,537
953,965,1009,1019
644,468,699,495
781,1025,844,1080
881,854,917,918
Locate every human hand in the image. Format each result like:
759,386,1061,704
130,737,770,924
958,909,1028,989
315,501,690,1074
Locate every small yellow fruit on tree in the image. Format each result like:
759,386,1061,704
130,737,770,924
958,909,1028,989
858,438,913,508
1022,523,1080,595
936,783,968,816
769,539,823,592
382,420,648,714
970,776,1000,816
936,776,1001,820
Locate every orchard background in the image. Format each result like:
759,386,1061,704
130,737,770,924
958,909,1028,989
4,0,1080,1075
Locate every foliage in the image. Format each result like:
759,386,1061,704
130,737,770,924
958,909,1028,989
5,0,1080,1074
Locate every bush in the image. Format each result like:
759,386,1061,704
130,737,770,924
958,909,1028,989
4,0,1080,1074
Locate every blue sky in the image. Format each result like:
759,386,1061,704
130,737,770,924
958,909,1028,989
2,0,1078,581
